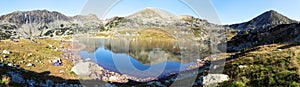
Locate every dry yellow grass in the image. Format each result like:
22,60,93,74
0,38,78,82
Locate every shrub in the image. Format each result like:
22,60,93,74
231,81,246,87
291,81,299,87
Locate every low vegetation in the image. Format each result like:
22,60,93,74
219,44,300,86
0,38,78,84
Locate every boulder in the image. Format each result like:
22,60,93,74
108,76,117,82
202,74,229,85
71,61,91,76
2,50,10,54
26,63,34,67
7,63,14,67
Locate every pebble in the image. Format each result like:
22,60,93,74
59,70,65,74
3,55,9,58
2,50,10,54
8,63,14,67
26,63,34,67
27,53,33,57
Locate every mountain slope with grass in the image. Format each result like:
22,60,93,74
219,43,300,87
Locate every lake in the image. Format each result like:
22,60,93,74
77,37,207,78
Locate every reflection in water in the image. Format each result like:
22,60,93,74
78,38,209,78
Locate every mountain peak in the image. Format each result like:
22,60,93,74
126,7,179,20
230,10,298,31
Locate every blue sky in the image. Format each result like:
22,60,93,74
0,0,299,24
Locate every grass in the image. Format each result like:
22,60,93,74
0,38,78,83
219,44,300,86
134,28,175,40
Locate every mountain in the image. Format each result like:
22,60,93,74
104,7,182,30
126,7,179,21
0,10,70,26
229,10,298,32
228,23,300,52
0,10,103,39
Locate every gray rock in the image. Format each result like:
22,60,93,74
202,74,229,85
71,61,91,76
2,50,10,54
7,63,14,66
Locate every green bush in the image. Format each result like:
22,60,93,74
291,81,299,87
231,81,246,87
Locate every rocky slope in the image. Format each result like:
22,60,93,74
0,10,102,39
227,10,300,52
0,10,70,26
228,23,300,52
229,10,298,32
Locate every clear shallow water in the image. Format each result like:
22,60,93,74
79,47,195,78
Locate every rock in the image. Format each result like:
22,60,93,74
48,45,54,48
102,76,109,81
59,70,65,74
3,55,8,58
27,53,33,57
26,63,34,67
202,74,229,85
238,65,248,68
2,50,10,54
71,61,91,76
7,63,14,66
108,76,117,82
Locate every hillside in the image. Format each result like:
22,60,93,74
229,10,298,32
0,10,102,39
0,10,70,26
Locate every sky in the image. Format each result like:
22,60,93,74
0,0,299,24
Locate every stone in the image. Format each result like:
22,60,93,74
238,65,248,68
2,50,10,54
7,63,14,67
71,62,91,76
48,45,54,48
59,70,65,74
202,74,229,85
108,76,117,82
27,53,33,57
26,63,34,67
3,55,8,58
